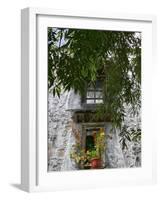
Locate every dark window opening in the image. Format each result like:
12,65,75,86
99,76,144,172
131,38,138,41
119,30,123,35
86,135,95,151
85,127,100,151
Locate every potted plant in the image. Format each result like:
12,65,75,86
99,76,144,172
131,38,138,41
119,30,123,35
70,125,90,169
70,144,90,169
89,128,106,169
87,149,102,169
70,126,106,169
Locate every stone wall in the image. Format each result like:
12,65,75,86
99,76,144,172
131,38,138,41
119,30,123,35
48,91,76,171
121,106,141,167
105,123,126,168
48,90,141,171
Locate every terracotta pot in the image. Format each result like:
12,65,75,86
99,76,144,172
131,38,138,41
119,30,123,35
90,158,102,169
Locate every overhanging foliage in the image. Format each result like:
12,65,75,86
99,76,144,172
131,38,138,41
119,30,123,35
48,27,141,130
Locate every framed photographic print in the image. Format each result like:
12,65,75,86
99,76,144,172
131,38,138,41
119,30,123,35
21,7,156,192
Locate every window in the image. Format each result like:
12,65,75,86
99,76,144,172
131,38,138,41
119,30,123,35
86,80,103,104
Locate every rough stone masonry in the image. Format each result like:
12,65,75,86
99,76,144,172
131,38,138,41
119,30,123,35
48,90,141,171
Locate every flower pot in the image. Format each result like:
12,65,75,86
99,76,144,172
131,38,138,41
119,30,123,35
90,158,102,169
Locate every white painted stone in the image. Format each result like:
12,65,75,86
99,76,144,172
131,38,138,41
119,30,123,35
105,123,126,168
48,90,141,171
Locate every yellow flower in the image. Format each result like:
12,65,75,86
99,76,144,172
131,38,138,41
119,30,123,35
100,132,105,136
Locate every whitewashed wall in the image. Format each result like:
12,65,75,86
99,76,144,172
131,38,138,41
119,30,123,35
48,90,141,171
48,91,76,171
